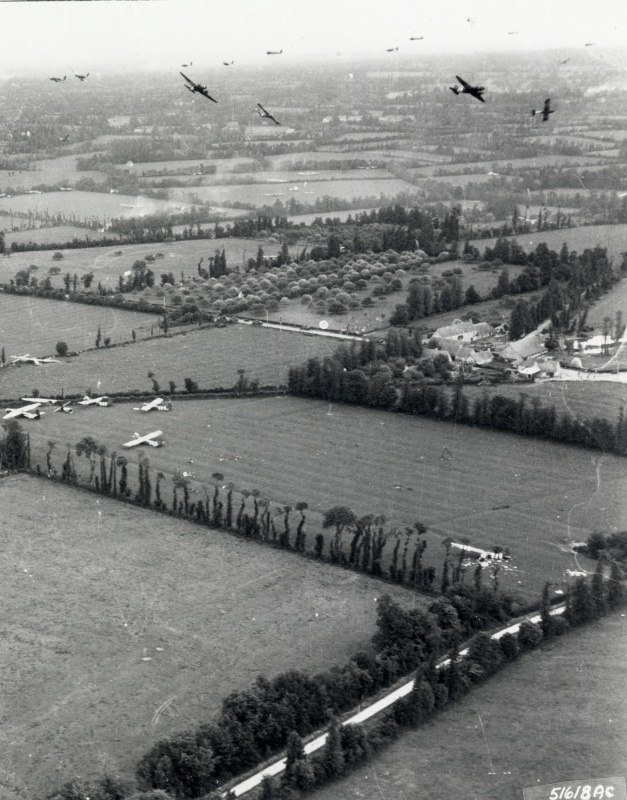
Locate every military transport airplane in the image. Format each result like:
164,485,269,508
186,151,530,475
180,72,218,102
266,49,283,55
74,73,89,82
449,75,486,103
123,430,164,448
49,76,66,83
77,395,112,407
133,397,172,413
11,354,60,366
223,60,235,66
3,402,43,420
181,61,193,67
386,47,399,52
256,103,280,125
532,98,555,121
409,36,424,41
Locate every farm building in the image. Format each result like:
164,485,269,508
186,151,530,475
499,331,547,364
432,320,494,343
437,340,493,365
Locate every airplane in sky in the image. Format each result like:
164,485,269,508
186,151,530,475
532,98,556,121
386,47,399,52
77,395,112,407
449,75,486,103
181,61,193,67
223,60,234,66
409,36,424,41
74,72,89,82
256,103,280,125
49,75,66,83
123,430,164,448
133,397,172,413
3,402,43,420
266,49,283,55
11,354,60,366
180,71,218,103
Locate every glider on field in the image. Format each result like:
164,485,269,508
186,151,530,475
52,401,74,414
3,402,43,420
266,49,283,55
532,98,556,122
133,397,172,413
180,72,218,103
122,430,164,448
255,103,281,125
21,396,60,405
11,354,60,366
74,73,89,82
49,75,66,83
449,75,486,103
77,395,112,407
223,60,235,66
59,134,70,143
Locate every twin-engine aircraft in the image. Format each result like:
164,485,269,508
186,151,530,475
50,75,66,83
256,103,280,125
3,402,43,420
123,430,164,448
532,98,556,121
449,75,486,103
180,72,218,103
77,395,112,407
10,354,60,366
133,397,172,413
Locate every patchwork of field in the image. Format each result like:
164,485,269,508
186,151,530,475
0,293,159,356
470,224,627,269
0,237,287,291
166,178,416,206
26,395,622,601
313,614,627,800
0,191,194,223
0,155,106,190
0,325,338,399
0,474,419,797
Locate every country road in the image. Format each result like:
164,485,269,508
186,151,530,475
226,605,566,797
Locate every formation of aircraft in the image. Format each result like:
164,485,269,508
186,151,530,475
123,430,164,448
3,402,43,420
532,98,556,122
180,71,218,103
449,75,486,103
49,75,66,83
74,72,89,82
133,397,172,413
10,354,60,366
77,395,112,407
256,103,280,125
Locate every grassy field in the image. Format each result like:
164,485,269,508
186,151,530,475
0,324,338,399
0,237,288,291
2,225,121,247
0,155,106,190
586,275,627,331
166,178,415,206
312,614,627,800
462,381,627,426
0,192,194,223
0,474,420,798
25,395,620,602
470,224,627,269
0,293,160,356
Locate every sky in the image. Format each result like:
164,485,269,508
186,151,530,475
0,0,626,75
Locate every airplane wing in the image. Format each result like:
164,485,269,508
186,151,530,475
456,75,471,89
123,436,142,448
145,430,163,441
180,71,195,86
257,103,268,114
200,89,218,103
475,92,486,103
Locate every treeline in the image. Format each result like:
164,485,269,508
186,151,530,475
287,334,627,455
43,567,624,800
584,530,627,566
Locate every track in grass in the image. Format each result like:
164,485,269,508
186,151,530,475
0,474,420,797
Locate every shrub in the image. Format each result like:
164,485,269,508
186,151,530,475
55,341,68,357
517,621,543,650
498,632,519,661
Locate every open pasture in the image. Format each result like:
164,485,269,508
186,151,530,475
0,191,194,224
0,474,418,797
2,225,121,247
586,272,627,331
470,224,627,268
313,614,626,800
0,154,107,190
166,178,415,207
0,237,287,291
0,293,159,357
0,324,338,399
27,395,622,601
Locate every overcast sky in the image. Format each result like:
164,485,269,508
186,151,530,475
1,0,626,75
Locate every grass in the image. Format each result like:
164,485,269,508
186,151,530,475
0,473,420,797
0,237,288,292
470,224,627,268
0,191,194,224
3,225,121,247
25,395,615,602
0,324,339,399
0,154,106,190
312,614,626,800
0,293,160,356
166,178,415,207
